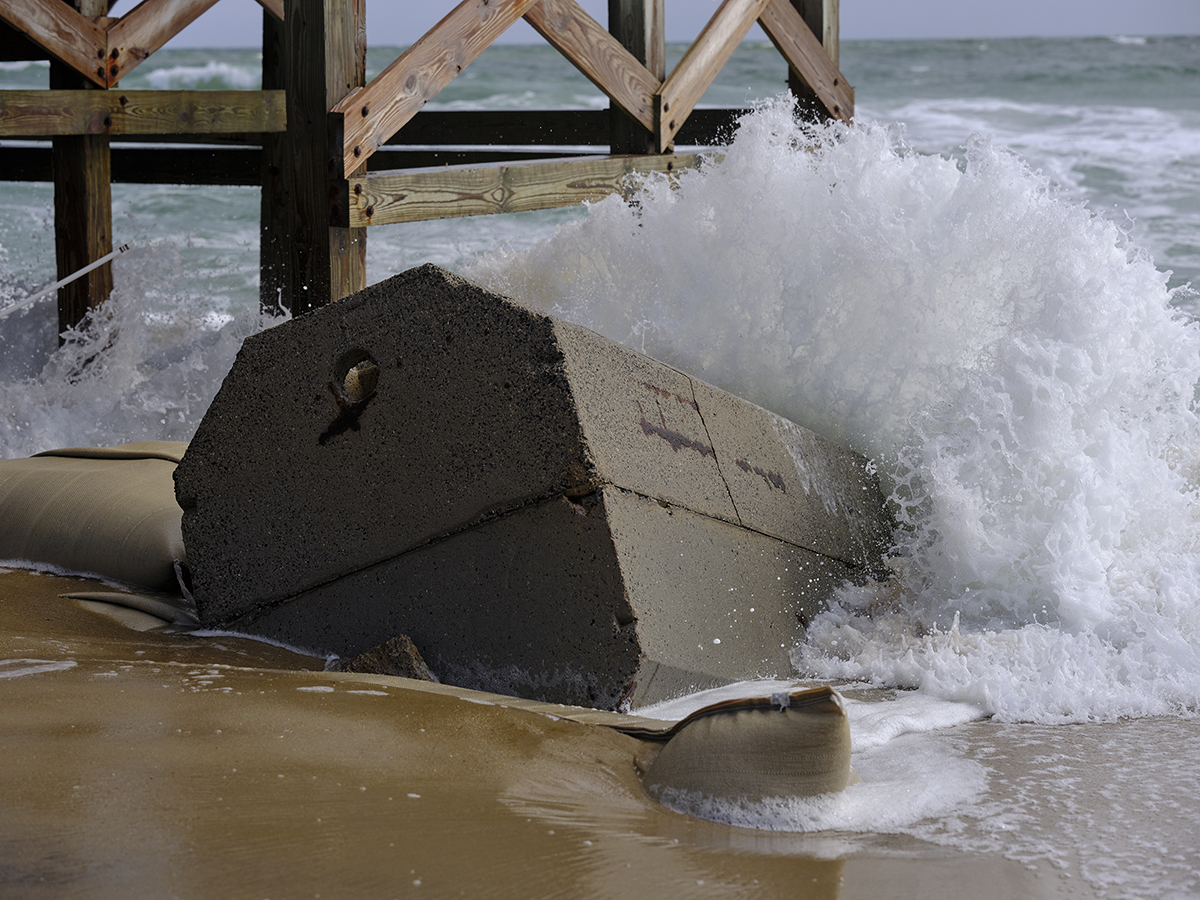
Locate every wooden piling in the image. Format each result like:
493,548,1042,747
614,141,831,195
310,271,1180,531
785,0,840,117
608,0,665,154
49,0,111,336
279,0,366,315
259,4,289,315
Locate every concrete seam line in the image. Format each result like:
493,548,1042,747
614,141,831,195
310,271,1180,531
687,373,743,528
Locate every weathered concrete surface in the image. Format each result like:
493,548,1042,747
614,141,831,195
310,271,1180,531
175,264,889,708
228,486,855,708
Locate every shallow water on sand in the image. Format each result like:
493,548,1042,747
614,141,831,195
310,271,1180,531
3,568,1196,899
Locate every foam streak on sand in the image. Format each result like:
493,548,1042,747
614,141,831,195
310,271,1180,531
465,98,1200,724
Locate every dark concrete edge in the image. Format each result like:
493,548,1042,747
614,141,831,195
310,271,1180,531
216,481,888,635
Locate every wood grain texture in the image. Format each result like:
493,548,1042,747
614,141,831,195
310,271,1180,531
1,147,597,185
324,0,367,299
281,0,366,312
106,0,222,86
791,0,837,66
0,0,106,86
52,131,111,330
39,107,732,148
259,4,288,313
333,0,538,179
50,0,110,333
347,152,704,226
609,0,664,79
759,0,852,121
607,0,664,154
389,108,612,145
523,0,659,132
0,89,286,135
656,0,768,152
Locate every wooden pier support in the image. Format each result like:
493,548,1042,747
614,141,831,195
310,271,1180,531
275,0,367,314
784,0,840,118
50,0,111,336
259,6,289,315
1,0,852,322
608,0,664,155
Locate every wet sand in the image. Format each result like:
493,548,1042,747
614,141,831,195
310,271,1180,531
0,568,1136,898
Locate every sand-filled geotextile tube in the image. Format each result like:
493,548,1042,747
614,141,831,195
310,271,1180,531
0,441,189,594
639,688,854,807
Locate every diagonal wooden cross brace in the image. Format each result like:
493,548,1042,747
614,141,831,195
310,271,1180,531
2,0,853,178
0,0,283,88
334,0,853,179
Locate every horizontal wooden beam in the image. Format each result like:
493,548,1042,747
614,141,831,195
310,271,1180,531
656,0,769,152
0,145,607,185
390,108,613,146
378,107,744,147
64,130,278,145
0,107,741,156
759,0,852,121
333,0,538,180
523,0,658,132
370,148,596,168
1,144,264,185
347,152,703,227
105,0,222,86
0,0,106,87
0,90,286,136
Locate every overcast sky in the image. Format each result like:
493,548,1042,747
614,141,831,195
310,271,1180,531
143,0,1200,48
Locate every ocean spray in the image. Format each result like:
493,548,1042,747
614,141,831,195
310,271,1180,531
465,97,1200,723
0,237,282,457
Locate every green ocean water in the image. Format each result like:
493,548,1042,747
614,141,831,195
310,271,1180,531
2,35,1197,311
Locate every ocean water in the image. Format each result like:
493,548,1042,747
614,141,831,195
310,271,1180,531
3,34,1200,895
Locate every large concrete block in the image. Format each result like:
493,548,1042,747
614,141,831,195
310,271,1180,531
228,486,855,708
175,264,889,708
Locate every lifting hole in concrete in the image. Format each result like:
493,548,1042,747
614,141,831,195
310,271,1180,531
334,349,380,403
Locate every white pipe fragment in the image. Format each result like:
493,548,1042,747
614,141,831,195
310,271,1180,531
0,242,131,320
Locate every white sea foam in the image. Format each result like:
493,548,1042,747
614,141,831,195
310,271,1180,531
143,61,260,90
0,60,49,72
0,658,77,679
465,97,1200,724
855,98,1200,292
0,240,283,458
653,730,986,834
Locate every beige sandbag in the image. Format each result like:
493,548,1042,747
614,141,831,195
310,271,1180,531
0,441,189,593
642,686,852,805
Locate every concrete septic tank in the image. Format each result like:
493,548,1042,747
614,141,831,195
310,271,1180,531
174,264,890,709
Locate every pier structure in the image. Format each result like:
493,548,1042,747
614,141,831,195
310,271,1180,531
0,0,851,326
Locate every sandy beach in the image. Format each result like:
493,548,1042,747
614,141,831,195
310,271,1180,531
8,566,1184,899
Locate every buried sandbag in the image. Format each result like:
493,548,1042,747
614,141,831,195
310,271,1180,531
641,686,854,812
175,264,890,709
0,442,190,594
